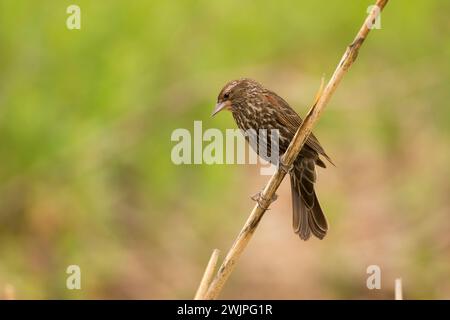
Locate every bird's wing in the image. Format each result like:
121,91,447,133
264,91,334,166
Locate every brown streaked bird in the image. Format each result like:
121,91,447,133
212,78,333,240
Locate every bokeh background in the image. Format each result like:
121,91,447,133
0,0,449,299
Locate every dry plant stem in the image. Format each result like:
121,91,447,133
395,278,403,300
203,0,390,300
194,249,220,300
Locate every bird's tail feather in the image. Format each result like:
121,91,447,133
290,162,328,240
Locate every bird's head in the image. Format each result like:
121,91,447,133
212,78,264,117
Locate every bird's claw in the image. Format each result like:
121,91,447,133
250,191,278,210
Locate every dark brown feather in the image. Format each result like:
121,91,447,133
264,91,334,167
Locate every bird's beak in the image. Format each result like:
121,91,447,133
211,101,231,117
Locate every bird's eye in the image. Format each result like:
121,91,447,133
223,92,230,100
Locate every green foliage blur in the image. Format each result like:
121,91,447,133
0,0,449,299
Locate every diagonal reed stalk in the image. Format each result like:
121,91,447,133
197,0,390,300
194,249,220,300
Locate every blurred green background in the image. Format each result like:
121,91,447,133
0,0,449,299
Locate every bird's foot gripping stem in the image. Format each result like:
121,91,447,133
251,191,278,210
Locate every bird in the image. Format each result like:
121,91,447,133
212,78,333,240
